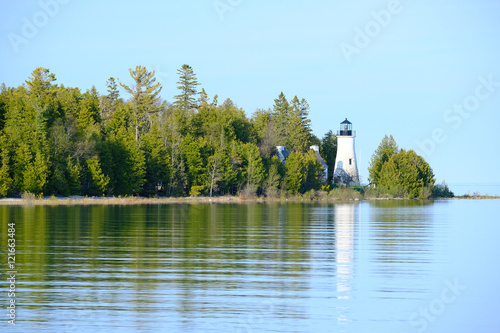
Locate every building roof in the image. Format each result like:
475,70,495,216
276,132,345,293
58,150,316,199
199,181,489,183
340,118,352,124
276,146,290,163
312,150,328,169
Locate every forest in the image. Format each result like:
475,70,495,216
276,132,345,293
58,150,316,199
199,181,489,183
0,65,451,199
0,65,339,198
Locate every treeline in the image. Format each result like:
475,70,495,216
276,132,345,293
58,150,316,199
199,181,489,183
367,135,453,198
0,65,339,198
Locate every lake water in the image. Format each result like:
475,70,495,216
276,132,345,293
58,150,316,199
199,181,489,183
1,200,499,333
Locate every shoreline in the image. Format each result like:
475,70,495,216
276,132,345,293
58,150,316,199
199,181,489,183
0,194,497,206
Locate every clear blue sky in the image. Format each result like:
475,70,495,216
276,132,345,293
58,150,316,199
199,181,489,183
1,0,499,195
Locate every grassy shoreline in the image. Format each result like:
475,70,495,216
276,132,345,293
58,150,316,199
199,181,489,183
0,193,497,206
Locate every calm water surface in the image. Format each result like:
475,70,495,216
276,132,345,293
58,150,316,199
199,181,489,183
1,200,499,333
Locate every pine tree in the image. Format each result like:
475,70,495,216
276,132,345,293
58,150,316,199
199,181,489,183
288,96,312,152
25,67,56,97
119,66,163,142
101,77,120,123
174,64,200,113
272,92,289,146
271,93,313,152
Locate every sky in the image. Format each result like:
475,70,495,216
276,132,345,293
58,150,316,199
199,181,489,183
1,0,499,195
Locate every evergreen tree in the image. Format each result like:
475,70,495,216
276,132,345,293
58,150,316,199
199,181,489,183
239,142,265,195
378,149,435,198
78,86,101,132
288,96,312,152
85,157,110,195
25,67,60,125
285,152,306,194
0,136,12,197
263,156,283,198
182,135,207,196
141,119,171,196
3,83,51,195
368,135,399,184
272,92,289,146
174,64,199,113
103,103,146,195
0,66,410,199
119,65,163,142
25,67,56,97
271,93,313,152
100,77,120,123
320,130,337,183
303,150,323,192
0,84,8,132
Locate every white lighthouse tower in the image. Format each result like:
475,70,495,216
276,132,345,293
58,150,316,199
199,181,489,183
333,118,359,186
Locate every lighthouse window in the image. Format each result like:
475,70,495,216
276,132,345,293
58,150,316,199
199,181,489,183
349,159,352,165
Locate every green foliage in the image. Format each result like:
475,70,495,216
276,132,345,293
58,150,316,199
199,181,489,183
433,181,454,198
287,96,313,152
378,149,435,198
251,108,277,159
0,84,8,132
0,137,12,197
328,187,363,200
320,130,337,183
182,135,207,193
105,122,146,196
239,142,265,189
85,157,110,195
263,156,282,198
101,77,120,123
0,66,443,200
119,65,163,142
25,67,56,98
368,136,439,198
285,152,306,194
21,150,49,195
141,120,171,196
271,92,312,152
303,150,323,192
368,135,398,184
174,64,199,113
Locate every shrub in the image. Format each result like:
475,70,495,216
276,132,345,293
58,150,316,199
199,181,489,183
241,183,257,198
21,191,36,201
433,181,454,198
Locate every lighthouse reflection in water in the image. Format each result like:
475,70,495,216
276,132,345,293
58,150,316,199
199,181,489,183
333,203,358,327
335,204,356,299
